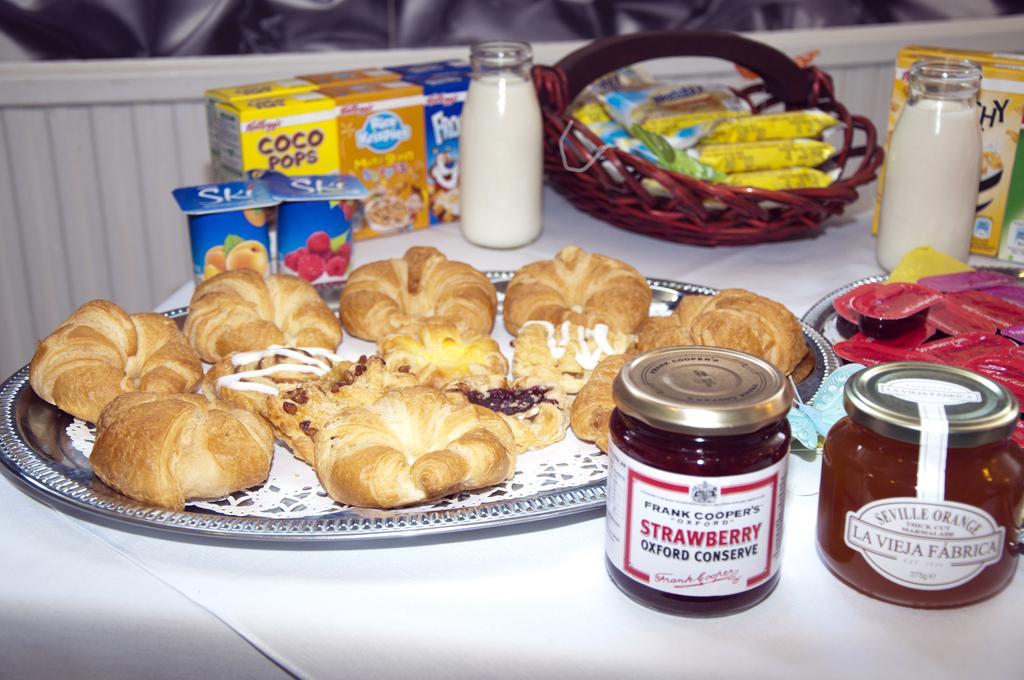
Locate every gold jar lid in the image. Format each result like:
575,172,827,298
844,362,1018,447
612,346,793,435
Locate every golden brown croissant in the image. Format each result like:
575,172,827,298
512,320,635,395
185,270,340,363
570,353,634,452
636,289,808,376
90,392,274,510
206,350,418,465
29,300,202,422
338,246,497,342
503,246,652,335
314,386,517,509
378,320,508,390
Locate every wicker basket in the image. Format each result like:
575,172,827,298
533,30,884,246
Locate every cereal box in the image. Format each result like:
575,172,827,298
389,64,470,225
296,68,400,87
386,60,470,81
216,91,341,179
172,180,277,283
322,80,430,239
206,79,318,167
996,117,1024,260
873,46,1024,256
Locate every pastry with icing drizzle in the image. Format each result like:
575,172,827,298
512,320,636,395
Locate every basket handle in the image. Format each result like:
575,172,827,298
555,30,815,107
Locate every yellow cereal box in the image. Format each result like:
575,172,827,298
323,80,430,240
216,92,340,178
206,79,318,165
873,46,1024,257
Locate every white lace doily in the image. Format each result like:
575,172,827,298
67,419,606,519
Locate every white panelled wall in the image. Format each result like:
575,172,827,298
1,17,1023,379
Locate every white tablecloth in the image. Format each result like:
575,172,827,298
2,188,1019,680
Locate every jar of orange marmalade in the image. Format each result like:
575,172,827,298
818,362,1024,608
605,347,793,616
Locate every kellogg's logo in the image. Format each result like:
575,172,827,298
244,119,282,133
356,111,411,154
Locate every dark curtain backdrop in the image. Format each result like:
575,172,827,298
0,0,1021,60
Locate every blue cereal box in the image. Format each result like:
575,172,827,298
263,172,368,283
172,181,277,282
387,62,469,224
386,60,470,81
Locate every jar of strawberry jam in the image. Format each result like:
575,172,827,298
605,347,793,616
818,362,1024,608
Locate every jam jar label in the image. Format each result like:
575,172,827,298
605,444,786,597
845,498,1004,590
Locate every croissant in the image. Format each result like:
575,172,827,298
570,353,634,453
378,320,508,390
29,300,202,422
90,392,274,510
338,246,497,342
512,320,635,395
206,351,418,465
637,289,808,376
184,270,340,363
503,246,652,335
314,386,516,508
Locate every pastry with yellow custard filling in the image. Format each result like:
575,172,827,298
378,320,508,390
512,320,636,395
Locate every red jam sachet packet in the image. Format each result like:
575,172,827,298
980,285,1024,309
848,323,934,348
833,282,883,324
849,282,940,339
912,332,1017,365
928,299,999,336
833,339,911,366
947,290,1024,329
965,354,1024,402
917,270,1015,292
850,282,943,320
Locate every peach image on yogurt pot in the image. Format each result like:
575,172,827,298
225,239,269,274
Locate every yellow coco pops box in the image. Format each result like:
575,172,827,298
205,79,318,167
873,46,1024,257
216,91,340,178
323,80,430,240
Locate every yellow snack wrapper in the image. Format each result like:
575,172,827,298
703,109,839,144
886,246,974,283
723,167,834,190
572,101,612,125
640,109,749,137
692,139,836,173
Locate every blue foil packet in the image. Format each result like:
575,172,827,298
172,181,277,282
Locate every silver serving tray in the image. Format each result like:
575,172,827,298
802,266,1024,346
0,273,837,542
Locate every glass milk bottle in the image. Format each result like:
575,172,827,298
460,41,543,248
876,59,982,271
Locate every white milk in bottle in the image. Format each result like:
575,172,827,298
876,59,982,271
460,41,543,248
